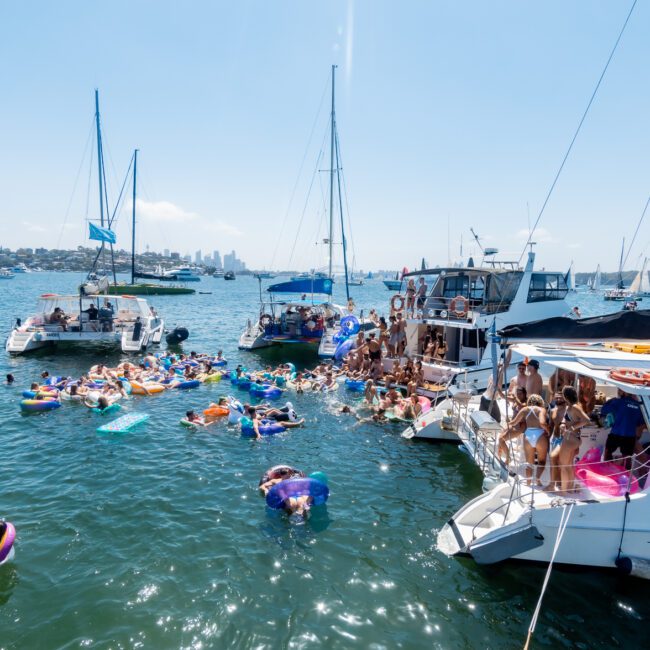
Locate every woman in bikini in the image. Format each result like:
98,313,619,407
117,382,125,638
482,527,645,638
498,394,549,485
405,279,417,317
557,385,591,493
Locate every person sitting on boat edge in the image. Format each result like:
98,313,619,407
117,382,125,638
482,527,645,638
83,303,99,321
601,389,646,469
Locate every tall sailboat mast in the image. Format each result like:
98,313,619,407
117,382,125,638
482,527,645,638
94,89,106,272
328,64,336,280
95,89,105,227
131,149,138,285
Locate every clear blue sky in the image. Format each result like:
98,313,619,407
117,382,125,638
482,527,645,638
1,1,649,273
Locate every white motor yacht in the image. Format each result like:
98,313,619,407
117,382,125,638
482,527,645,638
11,263,30,273
437,342,650,577
390,251,571,399
163,267,201,282
6,293,164,354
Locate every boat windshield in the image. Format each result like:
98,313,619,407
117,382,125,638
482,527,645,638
426,270,522,315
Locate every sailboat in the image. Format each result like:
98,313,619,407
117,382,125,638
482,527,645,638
108,149,195,295
604,239,633,300
79,90,113,296
629,257,650,297
239,65,355,354
588,264,602,291
565,261,576,292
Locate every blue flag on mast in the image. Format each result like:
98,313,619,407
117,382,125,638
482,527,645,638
89,222,116,244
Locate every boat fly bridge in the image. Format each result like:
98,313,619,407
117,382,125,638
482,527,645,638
391,252,572,395
6,294,164,354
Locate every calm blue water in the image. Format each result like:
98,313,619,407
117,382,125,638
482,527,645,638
0,273,646,649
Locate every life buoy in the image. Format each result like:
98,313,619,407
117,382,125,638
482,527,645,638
608,368,650,386
260,313,273,327
450,295,469,317
391,294,405,312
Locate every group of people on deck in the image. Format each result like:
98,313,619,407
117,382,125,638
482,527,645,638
485,359,648,493
46,300,115,332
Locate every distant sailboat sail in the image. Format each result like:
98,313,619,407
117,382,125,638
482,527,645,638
593,264,601,291
629,258,650,295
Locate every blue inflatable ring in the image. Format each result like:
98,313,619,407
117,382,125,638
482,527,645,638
241,418,285,437
266,478,330,509
20,399,62,412
176,379,201,390
345,378,366,392
339,315,360,336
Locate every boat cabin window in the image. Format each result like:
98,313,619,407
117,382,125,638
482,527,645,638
527,273,568,303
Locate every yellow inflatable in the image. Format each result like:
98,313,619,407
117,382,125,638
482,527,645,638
130,381,165,395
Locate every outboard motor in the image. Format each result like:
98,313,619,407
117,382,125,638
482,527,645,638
166,326,189,345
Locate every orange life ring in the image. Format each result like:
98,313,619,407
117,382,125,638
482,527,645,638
391,294,405,312
608,368,650,386
450,295,469,317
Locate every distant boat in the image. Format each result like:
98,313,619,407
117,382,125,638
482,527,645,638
254,272,275,279
0,269,15,279
383,271,402,291
213,269,224,278
588,264,602,291
291,271,330,282
12,263,30,273
224,271,236,280
163,267,201,282
629,257,650,297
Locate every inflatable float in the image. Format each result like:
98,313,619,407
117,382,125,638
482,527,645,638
204,405,228,418
20,399,61,413
266,477,329,510
97,413,150,434
345,378,366,392
259,465,306,486
0,522,16,565
575,447,640,497
240,417,285,437
91,403,122,416
130,382,165,395
176,379,201,390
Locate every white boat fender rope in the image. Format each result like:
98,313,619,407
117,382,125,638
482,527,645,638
523,503,574,650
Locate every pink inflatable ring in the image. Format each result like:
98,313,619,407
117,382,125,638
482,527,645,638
0,521,16,564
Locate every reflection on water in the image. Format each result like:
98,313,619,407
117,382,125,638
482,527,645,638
0,274,645,648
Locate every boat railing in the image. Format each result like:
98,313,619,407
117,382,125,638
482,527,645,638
468,452,650,542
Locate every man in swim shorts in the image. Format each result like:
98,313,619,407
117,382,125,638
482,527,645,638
525,359,543,399
416,276,428,316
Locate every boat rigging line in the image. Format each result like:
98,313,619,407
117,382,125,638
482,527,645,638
56,116,96,250
520,0,638,266
522,503,574,650
621,191,650,270
269,71,331,271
